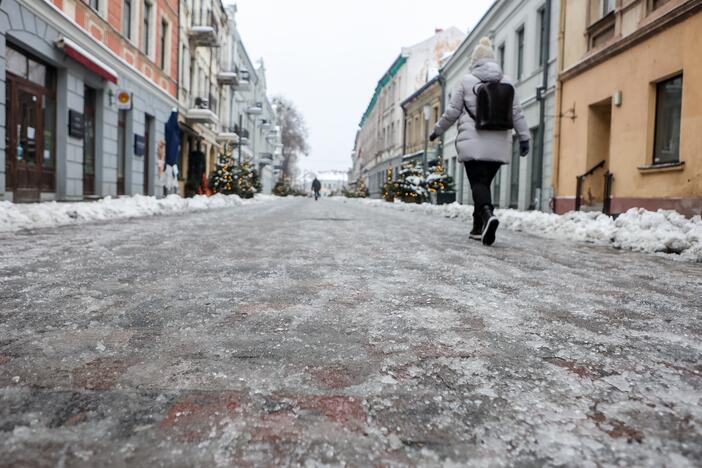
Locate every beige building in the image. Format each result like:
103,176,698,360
356,28,465,197
553,0,702,216
400,76,441,169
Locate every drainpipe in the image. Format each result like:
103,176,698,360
177,0,183,106
551,0,567,210
535,0,552,211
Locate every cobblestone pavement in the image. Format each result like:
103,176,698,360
1,198,701,467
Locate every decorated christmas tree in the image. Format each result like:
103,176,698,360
426,159,455,194
208,144,261,198
395,160,427,203
382,167,396,202
208,144,237,195
356,177,369,198
274,178,291,197
232,158,261,199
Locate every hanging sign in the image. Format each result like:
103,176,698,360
115,89,132,110
68,110,84,139
134,135,146,156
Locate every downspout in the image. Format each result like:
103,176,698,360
438,74,446,161
401,104,407,157
176,0,180,106
536,0,552,210
551,0,567,210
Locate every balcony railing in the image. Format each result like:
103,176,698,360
186,97,218,125
238,69,252,91
217,125,240,143
246,102,263,115
217,69,239,86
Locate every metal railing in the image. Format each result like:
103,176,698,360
575,160,605,212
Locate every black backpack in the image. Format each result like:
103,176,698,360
464,81,515,131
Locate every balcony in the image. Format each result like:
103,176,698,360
217,126,240,144
238,70,252,91
188,25,218,48
246,102,263,115
217,70,239,86
186,97,218,125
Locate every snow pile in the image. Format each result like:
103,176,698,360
0,194,275,233
338,198,702,262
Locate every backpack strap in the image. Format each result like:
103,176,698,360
463,80,488,122
463,101,477,122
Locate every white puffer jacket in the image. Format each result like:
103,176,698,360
434,58,530,164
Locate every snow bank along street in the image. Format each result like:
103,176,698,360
1,198,701,466
336,198,702,263
0,194,275,233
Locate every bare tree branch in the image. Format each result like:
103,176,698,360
273,95,309,181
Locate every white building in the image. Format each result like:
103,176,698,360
440,0,559,211
316,170,348,196
224,6,282,195
355,28,465,197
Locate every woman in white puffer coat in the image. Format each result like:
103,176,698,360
431,37,531,246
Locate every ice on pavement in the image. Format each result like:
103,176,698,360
337,198,702,262
0,194,274,233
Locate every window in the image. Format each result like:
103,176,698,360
650,0,671,10
538,7,546,66
88,0,99,11
143,1,152,55
160,19,168,70
498,43,505,71
653,75,683,165
602,0,615,16
123,0,132,38
516,27,525,80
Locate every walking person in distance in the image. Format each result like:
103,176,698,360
311,177,322,201
430,37,530,246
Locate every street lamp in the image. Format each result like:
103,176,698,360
422,104,432,177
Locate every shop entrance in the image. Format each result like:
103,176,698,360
5,45,56,202
83,86,97,196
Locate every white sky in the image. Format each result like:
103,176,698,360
227,0,494,173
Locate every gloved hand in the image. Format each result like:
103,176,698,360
429,132,438,142
519,140,530,157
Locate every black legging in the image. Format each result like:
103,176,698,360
464,161,502,211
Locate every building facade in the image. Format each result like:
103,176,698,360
356,28,465,197
440,0,559,211
177,0,231,196
552,0,702,216
400,76,441,171
1,0,179,202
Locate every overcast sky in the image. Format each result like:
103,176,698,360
227,0,494,174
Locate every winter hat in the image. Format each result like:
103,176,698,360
471,37,496,64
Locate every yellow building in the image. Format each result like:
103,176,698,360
553,0,702,216
401,76,442,167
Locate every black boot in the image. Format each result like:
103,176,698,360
469,211,482,240
480,205,499,246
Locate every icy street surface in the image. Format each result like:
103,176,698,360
1,198,701,467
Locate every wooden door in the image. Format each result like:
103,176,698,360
144,114,153,195
6,75,45,202
83,87,96,196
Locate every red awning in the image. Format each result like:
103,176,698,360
56,37,118,84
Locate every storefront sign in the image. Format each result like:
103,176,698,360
115,89,132,110
68,110,84,139
134,135,146,156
